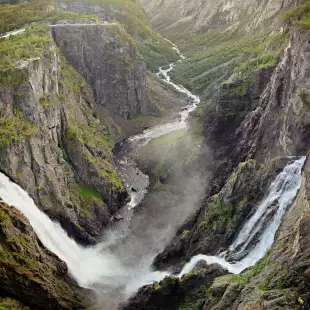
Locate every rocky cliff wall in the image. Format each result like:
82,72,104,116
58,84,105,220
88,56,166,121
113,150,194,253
0,202,92,309
52,23,156,119
0,26,128,245
140,0,294,35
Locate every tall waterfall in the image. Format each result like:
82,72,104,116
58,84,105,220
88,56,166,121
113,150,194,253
179,156,306,276
0,172,170,293
0,156,305,295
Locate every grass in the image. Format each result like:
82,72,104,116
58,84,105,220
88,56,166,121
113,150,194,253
246,250,271,278
213,274,249,287
60,62,92,96
79,187,102,200
69,183,105,216
202,195,234,232
298,88,310,107
170,29,288,95
66,118,124,192
284,0,310,29
0,24,51,84
0,112,37,147
148,129,187,147
0,0,97,34
0,297,28,310
54,0,178,70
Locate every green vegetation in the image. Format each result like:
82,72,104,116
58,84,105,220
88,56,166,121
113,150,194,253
138,41,179,71
0,25,51,85
298,88,310,107
56,0,178,70
0,202,82,309
68,183,105,216
258,275,272,291
149,129,187,147
298,296,305,305
66,120,124,192
202,195,234,232
0,297,28,310
285,0,310,29
0,112,37,147
213,274,249,287
79,187,102,200
181,230,190,239
60,62,92,96
0,0,96,34
39,94,63,108
170,30,288,95
246,250,271,278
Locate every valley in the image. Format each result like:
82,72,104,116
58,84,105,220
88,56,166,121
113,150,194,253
1,0,310,310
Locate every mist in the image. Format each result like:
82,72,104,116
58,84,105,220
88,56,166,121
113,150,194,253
93,129,212,309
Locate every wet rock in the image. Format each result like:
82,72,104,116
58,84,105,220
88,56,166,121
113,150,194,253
112,214,124,221
123,263,227,310
154,156,291,269
0,202,92,309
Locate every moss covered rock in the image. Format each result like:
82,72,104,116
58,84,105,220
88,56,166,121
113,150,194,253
0,202,92,309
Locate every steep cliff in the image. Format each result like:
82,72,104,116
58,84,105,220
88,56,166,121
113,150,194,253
125,2,310,309
57,0,179,71
140,0,293,38
0,24,128,244
0,202,92,309
52,23,156,119
152,10,310,271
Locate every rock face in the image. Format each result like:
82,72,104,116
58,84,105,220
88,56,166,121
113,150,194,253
0,28,127,245
230,28,310,163
130,21,310,310
123,263,227,310
200,156,310,310
0,202,92,309
153,157,291,270
140,0,293,35
154,24,310,270
52,23,156,119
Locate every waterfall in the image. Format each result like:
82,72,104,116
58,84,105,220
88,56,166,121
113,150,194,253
0,172,170,294
178,156,306,276
0,173,129,288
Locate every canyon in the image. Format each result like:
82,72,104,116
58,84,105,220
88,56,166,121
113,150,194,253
0,0,310,309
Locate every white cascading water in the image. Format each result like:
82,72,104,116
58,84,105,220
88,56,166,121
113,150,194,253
178,156,306,276
0,172,168,292
0,28,305,302
0,37,192,296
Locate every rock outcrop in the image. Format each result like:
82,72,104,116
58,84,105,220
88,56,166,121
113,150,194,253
0,26,127,244
200,155,310,310
126,15,310,310
0,202,92,309
123,263,227,310
140,0,294,36
153,157,291,271
52,23,156,119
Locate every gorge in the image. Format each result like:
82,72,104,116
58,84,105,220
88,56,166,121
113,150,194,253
1,0,310,310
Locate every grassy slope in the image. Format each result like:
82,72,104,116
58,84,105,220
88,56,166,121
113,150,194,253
169,28,288,97
54,0,179,70
0,0,96,33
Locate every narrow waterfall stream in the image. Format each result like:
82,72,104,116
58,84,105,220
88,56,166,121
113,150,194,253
0,36,306,308
178,156,306,276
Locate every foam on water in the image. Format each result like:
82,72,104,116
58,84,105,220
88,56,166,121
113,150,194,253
178,156,306,276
